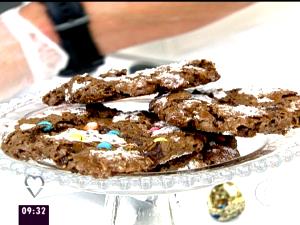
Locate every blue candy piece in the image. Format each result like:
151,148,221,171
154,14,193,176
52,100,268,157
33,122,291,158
37,120,53,132
97,142,112,150
107,130,120,136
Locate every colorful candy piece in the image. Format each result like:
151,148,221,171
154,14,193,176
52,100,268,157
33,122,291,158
83,122,98,131
97,142,112,150
107,130,120,136
149,127,160,132
69,133,85,141
208,182,245,222
37,121,53,132
153,137,168,142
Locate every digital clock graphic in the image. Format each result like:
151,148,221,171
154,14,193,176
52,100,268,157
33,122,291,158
19,205,49,225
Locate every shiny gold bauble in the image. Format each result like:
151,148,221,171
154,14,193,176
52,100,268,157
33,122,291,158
208,182,245,222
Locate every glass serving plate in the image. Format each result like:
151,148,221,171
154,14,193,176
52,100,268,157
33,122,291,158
1,92,300,225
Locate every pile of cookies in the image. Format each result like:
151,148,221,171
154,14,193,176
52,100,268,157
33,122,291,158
2,59,300,178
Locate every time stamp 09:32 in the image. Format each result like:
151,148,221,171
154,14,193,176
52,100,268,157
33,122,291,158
19,205,49,225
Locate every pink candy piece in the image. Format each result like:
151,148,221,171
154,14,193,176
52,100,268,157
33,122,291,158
149,127,160,132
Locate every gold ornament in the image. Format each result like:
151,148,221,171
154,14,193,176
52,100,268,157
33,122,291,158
208,182,245,222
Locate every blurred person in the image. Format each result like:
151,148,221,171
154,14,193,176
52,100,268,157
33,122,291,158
0,2,252,101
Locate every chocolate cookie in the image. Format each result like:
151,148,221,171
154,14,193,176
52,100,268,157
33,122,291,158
2,104,210,178
42,59,220,106
153,133,239,172
149,88,300,137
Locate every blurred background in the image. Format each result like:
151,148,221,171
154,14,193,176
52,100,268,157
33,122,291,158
2,2,300,100
0,2,20,13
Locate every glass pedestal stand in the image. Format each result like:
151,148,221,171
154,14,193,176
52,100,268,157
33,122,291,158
104,194,176,225
1,93,300,225
103,190,217,225
102,185,237,225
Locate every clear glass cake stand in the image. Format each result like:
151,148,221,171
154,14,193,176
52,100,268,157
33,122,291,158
1,93,300,225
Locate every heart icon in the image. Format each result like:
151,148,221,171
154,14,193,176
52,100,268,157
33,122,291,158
24,175,44,198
